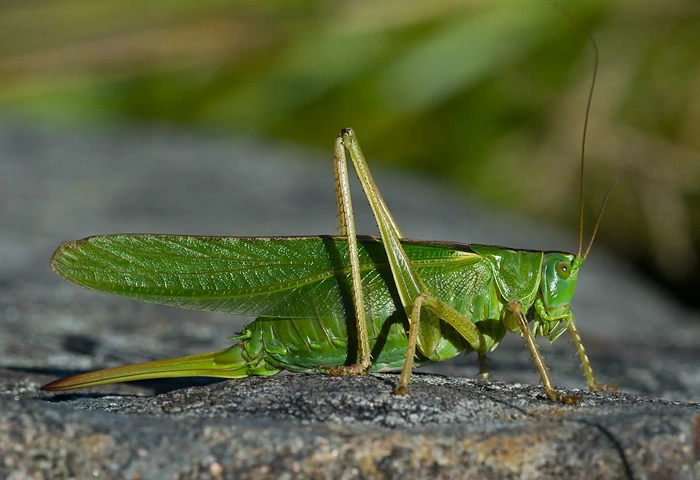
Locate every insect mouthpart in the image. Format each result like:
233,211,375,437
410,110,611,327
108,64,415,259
533,313,572,343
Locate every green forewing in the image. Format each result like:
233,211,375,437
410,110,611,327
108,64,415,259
51,234,484,320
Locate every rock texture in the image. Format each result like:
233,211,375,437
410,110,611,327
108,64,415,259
1,120,698,479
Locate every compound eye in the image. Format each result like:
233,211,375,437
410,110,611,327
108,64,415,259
556,261,571,279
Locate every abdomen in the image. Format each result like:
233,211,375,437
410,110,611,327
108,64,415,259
243,312,466,373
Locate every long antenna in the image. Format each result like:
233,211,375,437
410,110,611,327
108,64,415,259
583,159,636,257
577,37,598,257
557,6,628,259
552,4,599,257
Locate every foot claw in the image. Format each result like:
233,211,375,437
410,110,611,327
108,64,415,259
545,388,582,405
589,383,619,392
393,384,409,396
561,395,582,405
318,363,368,377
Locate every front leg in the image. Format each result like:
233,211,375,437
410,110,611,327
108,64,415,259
568,315,618,392
535,301,618,394
510,300,581,404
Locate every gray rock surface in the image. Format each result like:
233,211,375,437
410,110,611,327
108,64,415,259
1,120,699,479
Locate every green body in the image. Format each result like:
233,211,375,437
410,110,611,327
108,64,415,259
47,233,578,382
43,128,609,402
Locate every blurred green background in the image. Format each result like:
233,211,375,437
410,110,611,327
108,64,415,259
2,0,699,306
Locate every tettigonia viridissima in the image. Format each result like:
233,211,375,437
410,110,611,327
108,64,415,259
42,32,620,406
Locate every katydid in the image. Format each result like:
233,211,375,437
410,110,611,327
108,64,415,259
43,55,619,407
42,124,618,403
